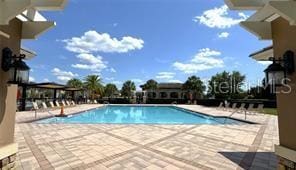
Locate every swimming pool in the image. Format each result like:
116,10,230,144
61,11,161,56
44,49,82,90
38,105,246,125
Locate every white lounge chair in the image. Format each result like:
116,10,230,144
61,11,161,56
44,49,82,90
236,103,246,113
223,103,230,111
216,102,224,110
55,101,61,107
230,103,237,111
49,101,55,108
246,103,255,114
61,100,67,107
256,104,264,113
32,102,39,110
42,102,48,110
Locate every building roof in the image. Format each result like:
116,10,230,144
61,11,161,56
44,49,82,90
157,83,183,89
23,82,83,91
0,0,68,39
249,45,274,61
225,0,296,40
21,47,37,60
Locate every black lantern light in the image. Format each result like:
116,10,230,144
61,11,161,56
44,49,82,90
264,50,295,86
1,47,30,84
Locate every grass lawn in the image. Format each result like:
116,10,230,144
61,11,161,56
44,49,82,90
262,108,278,115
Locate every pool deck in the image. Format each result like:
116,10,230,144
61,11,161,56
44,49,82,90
15,104,279,170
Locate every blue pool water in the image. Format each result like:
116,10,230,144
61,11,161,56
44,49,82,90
38,106,246,125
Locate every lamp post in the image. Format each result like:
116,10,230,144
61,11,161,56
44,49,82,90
264,50,295,87
1,47,30,84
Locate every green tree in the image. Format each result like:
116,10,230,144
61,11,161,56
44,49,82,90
67,78,83,88
84,75,104,100
121,80,136,99
104,83,118,98
141,79,158,98
142,79,158,90
183,76,205,99
208,71,246,99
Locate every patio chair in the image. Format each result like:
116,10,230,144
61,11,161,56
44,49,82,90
42,102,48,110
256,104,264,114
54,101,61,107
32,102,39,110
216,102,224,110
246,103,255,114
61,100,67,107
71,100,76,105
235,103,246,113
49,101,55,108
66,100,71,106
32,102,40,118
93,100,98,104
223,103,230,111
229,103,237,111
171,101,177,105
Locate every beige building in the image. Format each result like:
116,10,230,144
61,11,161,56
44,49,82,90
0,1,67,169
226,0,296,168
143,83,186,99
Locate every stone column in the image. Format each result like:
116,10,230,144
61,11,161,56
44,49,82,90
0,19,22,169
272,17,296,169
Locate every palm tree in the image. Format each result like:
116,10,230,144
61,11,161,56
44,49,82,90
84,75,103,100
104,83,118,98
142,79,158,98
121,80,136,99
183,76,205,100
67,78,83,88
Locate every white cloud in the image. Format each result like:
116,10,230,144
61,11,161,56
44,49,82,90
105,77,114,81
72,53,107,72
29,76,35,82
112,80,123,85
168,79,183,83
218,32,230,38
257,61,272,65
63,30,144,53
156,72,176,80
173,48,224,74
193,5,248,29
51,68,78,82
43,78,50,82
108,68,116,73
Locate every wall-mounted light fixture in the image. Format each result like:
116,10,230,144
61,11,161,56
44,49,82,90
1,47,30,84
264,50,295,86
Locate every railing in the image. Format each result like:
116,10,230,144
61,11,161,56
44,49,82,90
228,110,247,120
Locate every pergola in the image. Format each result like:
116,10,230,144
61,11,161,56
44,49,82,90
19,82,83,111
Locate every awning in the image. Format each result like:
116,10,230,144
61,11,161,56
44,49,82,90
249,46,274,61
27,82,65,89
21,47,37,60
0,0,67,39
225,0,296,40
22,82,84,91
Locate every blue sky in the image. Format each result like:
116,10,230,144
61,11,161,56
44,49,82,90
23,0,272,90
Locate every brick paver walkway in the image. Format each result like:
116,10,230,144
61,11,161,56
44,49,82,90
14,104,279,170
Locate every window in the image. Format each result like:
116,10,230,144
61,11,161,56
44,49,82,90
170,92,179,98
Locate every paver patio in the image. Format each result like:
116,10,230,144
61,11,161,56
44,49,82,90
14,104,279,170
